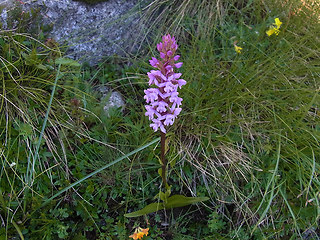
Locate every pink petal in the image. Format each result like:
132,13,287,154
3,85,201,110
175,62,183,68
173,55,180,61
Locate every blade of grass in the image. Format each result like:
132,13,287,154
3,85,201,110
279,187,300,237
11,221,24,240
25,64,61,186
251,136,281,234
41,137,160,207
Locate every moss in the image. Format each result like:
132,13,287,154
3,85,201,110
72,0,110,5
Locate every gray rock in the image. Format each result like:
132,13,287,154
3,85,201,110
0,0,147,65
102,91,125,116
97,85,110,96
97,85,125,116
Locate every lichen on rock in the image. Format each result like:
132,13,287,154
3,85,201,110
1,0,145,65
72,0,110,5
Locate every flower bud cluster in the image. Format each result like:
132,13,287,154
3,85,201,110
144,34,186,133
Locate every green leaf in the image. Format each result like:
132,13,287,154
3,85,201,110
124,202,165,218
163,186,172,201
18,123,33,137
159,191,166,201
55,57,80,67
125,194,209,218
36,64,47,70
169,157,176,168
165,195,209,208
154,186,171,202
157,167,168,180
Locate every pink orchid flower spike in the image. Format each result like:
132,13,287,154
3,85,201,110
144,34,186,133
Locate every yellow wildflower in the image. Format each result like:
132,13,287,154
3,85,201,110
274,18,282,28
266,18,282,36
266,27,280,36
234,45,243,54
129,227,149,240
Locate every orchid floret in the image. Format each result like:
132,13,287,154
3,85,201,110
175,62,183,68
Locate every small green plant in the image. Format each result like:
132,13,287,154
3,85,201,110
208,212,226,233
125,35,208,229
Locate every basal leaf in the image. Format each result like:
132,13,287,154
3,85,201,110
164,195,209,208
125,195,209,217
124,202,165,218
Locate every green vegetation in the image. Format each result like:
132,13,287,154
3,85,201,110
1,0,320,239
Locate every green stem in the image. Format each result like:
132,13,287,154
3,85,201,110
160,131,167,188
